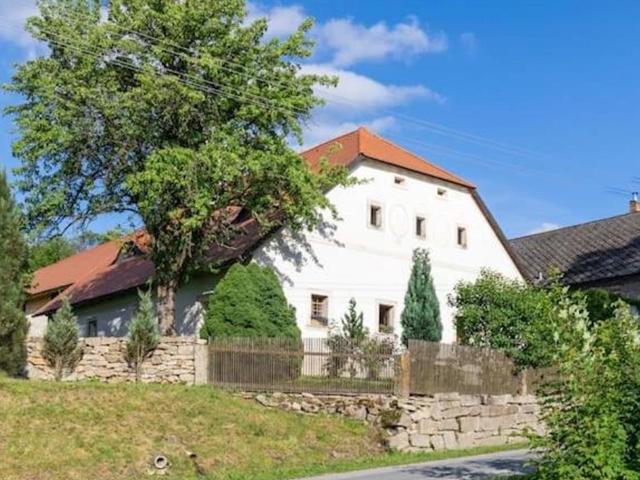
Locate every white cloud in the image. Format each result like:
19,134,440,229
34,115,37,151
246,2,306,38
301,63,444,111
319,17,447,67
0,0,43,57
301,116,396,150
460,32,477,54
527,222,561,235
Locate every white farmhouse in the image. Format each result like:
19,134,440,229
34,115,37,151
26,128,524,342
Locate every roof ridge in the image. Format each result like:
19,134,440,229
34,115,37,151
511,211,640,241
359,127,475,188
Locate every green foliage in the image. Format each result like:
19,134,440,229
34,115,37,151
29,237,75,270
42,298,83,381
125,288,160,382
326,298,367,378
450,269,558,369
200,263,300,340
580,288,635,328
400,248,442,345
531,302,640,480
0,170,29,376
7,0,354,331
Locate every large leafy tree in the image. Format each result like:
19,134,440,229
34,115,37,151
400,248,442,345
7,0,351,333
0,170,29,376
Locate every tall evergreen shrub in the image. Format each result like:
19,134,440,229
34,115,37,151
126,289,160,382
42,298,82,381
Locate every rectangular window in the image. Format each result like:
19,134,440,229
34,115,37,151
394,176,406,186
87,318,98,337
378,304,395,334
310,294,329,327
437,187,448,198
457,226,468,248
415,216,426,239
369,204,382,229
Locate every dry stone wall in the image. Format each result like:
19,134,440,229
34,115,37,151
26,336,208,384
250,392,541,452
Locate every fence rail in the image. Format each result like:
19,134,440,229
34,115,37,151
207,337,548,396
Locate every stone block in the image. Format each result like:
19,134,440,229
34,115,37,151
387,431,410,450
410,433,431,448
458,416,480,433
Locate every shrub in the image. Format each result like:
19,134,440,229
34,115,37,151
125,289,160,382
326,298,366,378
400,248,441,346
450,269,557,369
42,299,82,381
532,301,640,479
200,263,300,340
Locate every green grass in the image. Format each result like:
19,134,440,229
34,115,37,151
0,378,526,480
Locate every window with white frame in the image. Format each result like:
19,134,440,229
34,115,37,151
415,216,426,239
310,294,329,327
457,226,468,248
378,304,395,334
369,203,383,229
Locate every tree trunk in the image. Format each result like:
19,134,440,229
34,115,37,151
157,281,178,336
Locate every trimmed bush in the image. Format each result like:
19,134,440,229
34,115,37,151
200,263,300,340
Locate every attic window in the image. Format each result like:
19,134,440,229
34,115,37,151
416,216,426,239
394,176,406,186
457,226,468,248
310,294,329,327
437,187,448,198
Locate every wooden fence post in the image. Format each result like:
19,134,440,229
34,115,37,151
395,351,411,398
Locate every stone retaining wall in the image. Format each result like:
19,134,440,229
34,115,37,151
26,336,208,384
251,392,542,452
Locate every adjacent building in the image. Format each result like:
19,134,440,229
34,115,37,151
26,128,525,342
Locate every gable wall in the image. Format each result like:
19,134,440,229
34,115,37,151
254,158,522,342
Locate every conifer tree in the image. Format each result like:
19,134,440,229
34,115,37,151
0,170,28,376
126,288,160,382
401,248,442,345
42,298,82,381
341,298,366,346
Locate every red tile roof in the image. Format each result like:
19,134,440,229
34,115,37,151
28,240,121,296
301,127,475,189
31,128,497,313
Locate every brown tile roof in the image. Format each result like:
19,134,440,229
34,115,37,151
301,127,475,189
28,240,121,296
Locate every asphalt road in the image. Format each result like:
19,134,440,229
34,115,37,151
302,449,534,480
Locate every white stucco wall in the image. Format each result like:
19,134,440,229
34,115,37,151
254,158,522,342
27,274,217,338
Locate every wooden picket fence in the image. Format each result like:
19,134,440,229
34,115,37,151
207,337,548,396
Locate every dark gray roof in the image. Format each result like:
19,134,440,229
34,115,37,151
509,212,640,284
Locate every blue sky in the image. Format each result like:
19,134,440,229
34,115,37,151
0,0,639,238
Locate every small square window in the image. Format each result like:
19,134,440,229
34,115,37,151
378,304,394,333
310,294,329,327
437,187,448,198
394,176,406,186
457,226,468,248
416,216,426,239
87,319,98,337
369,204,382,229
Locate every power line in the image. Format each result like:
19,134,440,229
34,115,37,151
54,8,548,161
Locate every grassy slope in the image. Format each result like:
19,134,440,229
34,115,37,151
0,378,525,480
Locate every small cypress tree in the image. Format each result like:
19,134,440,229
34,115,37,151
126,289,160,382
341,298,366,345
401,248,442,345
42,298,82,381
0,170,28,376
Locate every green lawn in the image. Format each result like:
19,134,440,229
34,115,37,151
0,377,526,480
